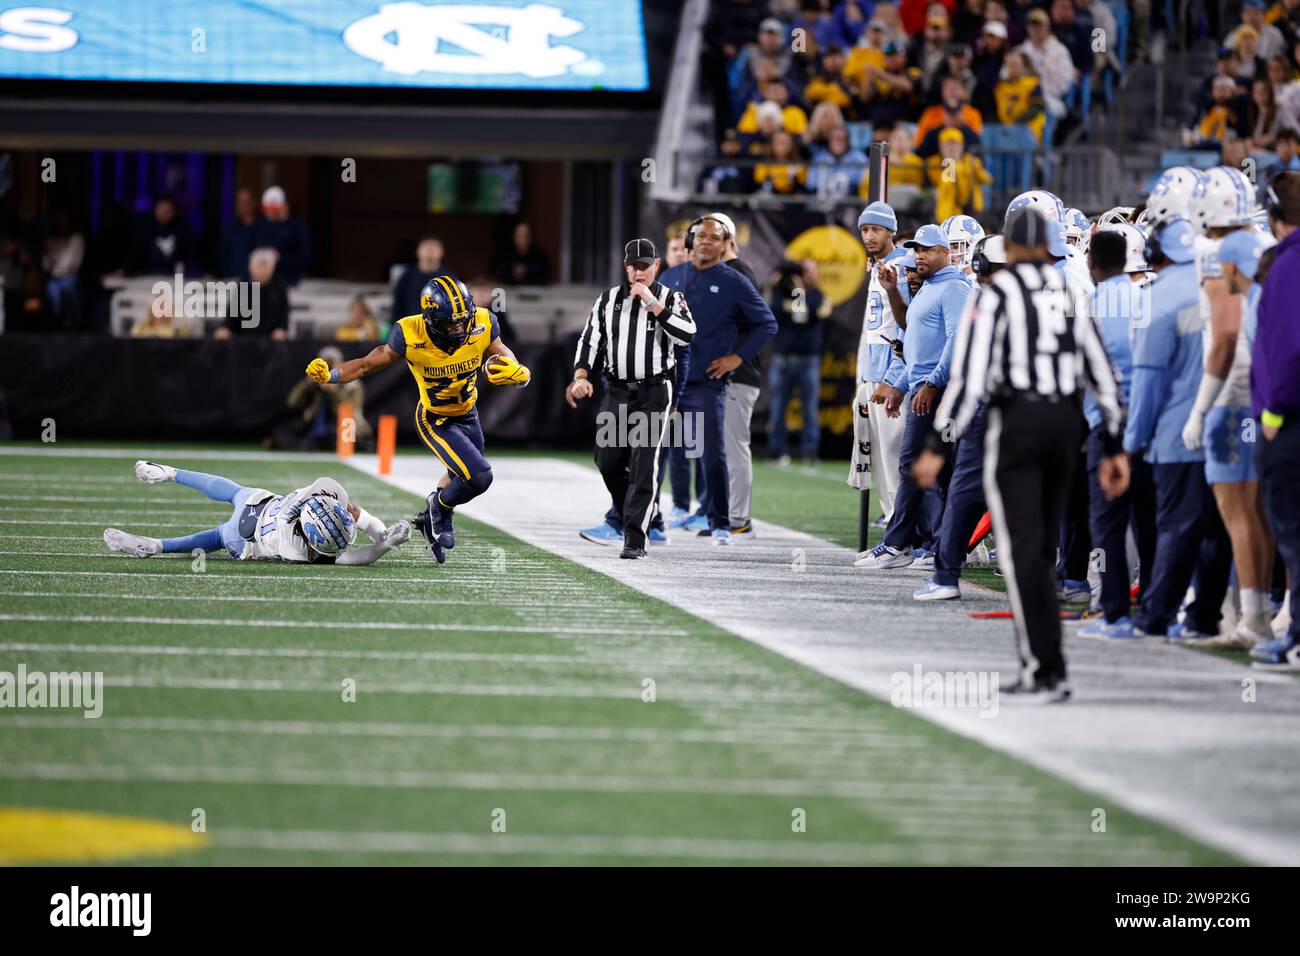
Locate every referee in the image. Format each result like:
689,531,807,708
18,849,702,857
913,206,1130,702
568,239,697,559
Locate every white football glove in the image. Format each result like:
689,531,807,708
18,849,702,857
385,520,411,547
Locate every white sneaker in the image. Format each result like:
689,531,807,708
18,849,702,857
135,460,176,484
965,542,991,567
711,528,732,546
1273,595,1292,638
855,543,914,569
103,528,162,558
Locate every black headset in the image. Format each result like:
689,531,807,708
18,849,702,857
971,237,993,277
683,215,732,251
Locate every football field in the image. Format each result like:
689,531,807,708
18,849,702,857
0,444,1267,865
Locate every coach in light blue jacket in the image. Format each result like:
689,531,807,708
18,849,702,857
859,223,976,568
1124,218,1229,638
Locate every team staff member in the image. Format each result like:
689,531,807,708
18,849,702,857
307,274,529,564
1252,172,1300,669
915,206,1129,701
568,240,696,559
857,224,974,570
658,217,777,544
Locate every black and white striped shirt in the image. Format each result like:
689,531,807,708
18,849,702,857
935,261,1125,447
574,282,696,383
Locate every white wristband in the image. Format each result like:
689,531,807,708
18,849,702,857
354,507,386,540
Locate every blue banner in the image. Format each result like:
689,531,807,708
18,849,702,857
0,0,649,90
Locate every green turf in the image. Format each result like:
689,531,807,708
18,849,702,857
0,449,1241,864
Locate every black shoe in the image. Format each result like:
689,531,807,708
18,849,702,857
411,509,445,564
426,492,455,550
619,546,646,559
999,676,1071,704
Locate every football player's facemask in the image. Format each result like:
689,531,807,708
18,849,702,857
420,275,475,352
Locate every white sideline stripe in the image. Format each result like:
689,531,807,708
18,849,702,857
209,828,1140,863
0,612,598,636
0,762,1036,803
0,714,920,747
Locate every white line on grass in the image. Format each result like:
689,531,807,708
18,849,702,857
0,612,629,636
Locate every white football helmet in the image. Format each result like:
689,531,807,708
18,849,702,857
1063,208,1090,245
1097,206,1135,227
1145,166,1206,229
1005,190,1068,255
1190,166,1255,232
941,214,985,270
1098,223,1149,273
299,495,357,556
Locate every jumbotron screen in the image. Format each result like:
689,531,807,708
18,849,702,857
0,0,650,91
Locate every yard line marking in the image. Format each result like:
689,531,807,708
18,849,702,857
0,612,633,636
0,641,775,675
209,828,1155,863
0,714,926,748
0,762,1038,803
0,447,344,462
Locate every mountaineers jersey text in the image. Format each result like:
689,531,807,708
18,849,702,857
389,307,501,417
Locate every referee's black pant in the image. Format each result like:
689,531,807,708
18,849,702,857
595,377,674,551
984,399,1081,687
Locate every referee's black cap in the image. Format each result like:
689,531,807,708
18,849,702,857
1004,205,1050,249
624,238,658,266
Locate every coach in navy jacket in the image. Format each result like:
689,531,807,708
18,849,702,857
659,216,777,535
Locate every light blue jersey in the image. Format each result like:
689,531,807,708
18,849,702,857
883,265,975,391
1123,261,1204,463
1084,274,1137,430
857,246,908,384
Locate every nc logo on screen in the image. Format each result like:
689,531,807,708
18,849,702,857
343,2,601,78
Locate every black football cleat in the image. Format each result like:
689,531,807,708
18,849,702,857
426,492,456,550
999,676,1071,704
619,546,646,559
412,509,445,564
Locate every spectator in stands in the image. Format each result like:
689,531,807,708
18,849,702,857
953,0,987,41
218,187,258,279
767,259,831,465
742,17,797,89
132,294,189,339
901,0,956,36
833,0,872,47
914,74,984,155
1017,7,1076,119
128,197,194,277
736,57,799,129
1049,0,1094,79
910,9,955,104
1184,74,1250,148
810,124,869,196
741,101,786,156
336,295,380,342
1264,127,1300,179
804,101,847,151
701,129,754,194
739,79,810,138
804,44,855,115
874,123,928,194
995,49,1048,142
491,221,551,285
1264,0,1300,35
1247,76,1282,150
844,17,890,90
972,20,1010,114
1221,137,1250,169
793,0,845,52
215,248,289,340
1234,26,1267,80
983,0,1023,45
1230,0,1288,61
390,237,444,323
860,41,922,125
755,131,810,193
943,43,977,99
252,187,310,286
42,209,83,330
928,127,993,219
1270,55,1300,128
1196,49,1250,123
